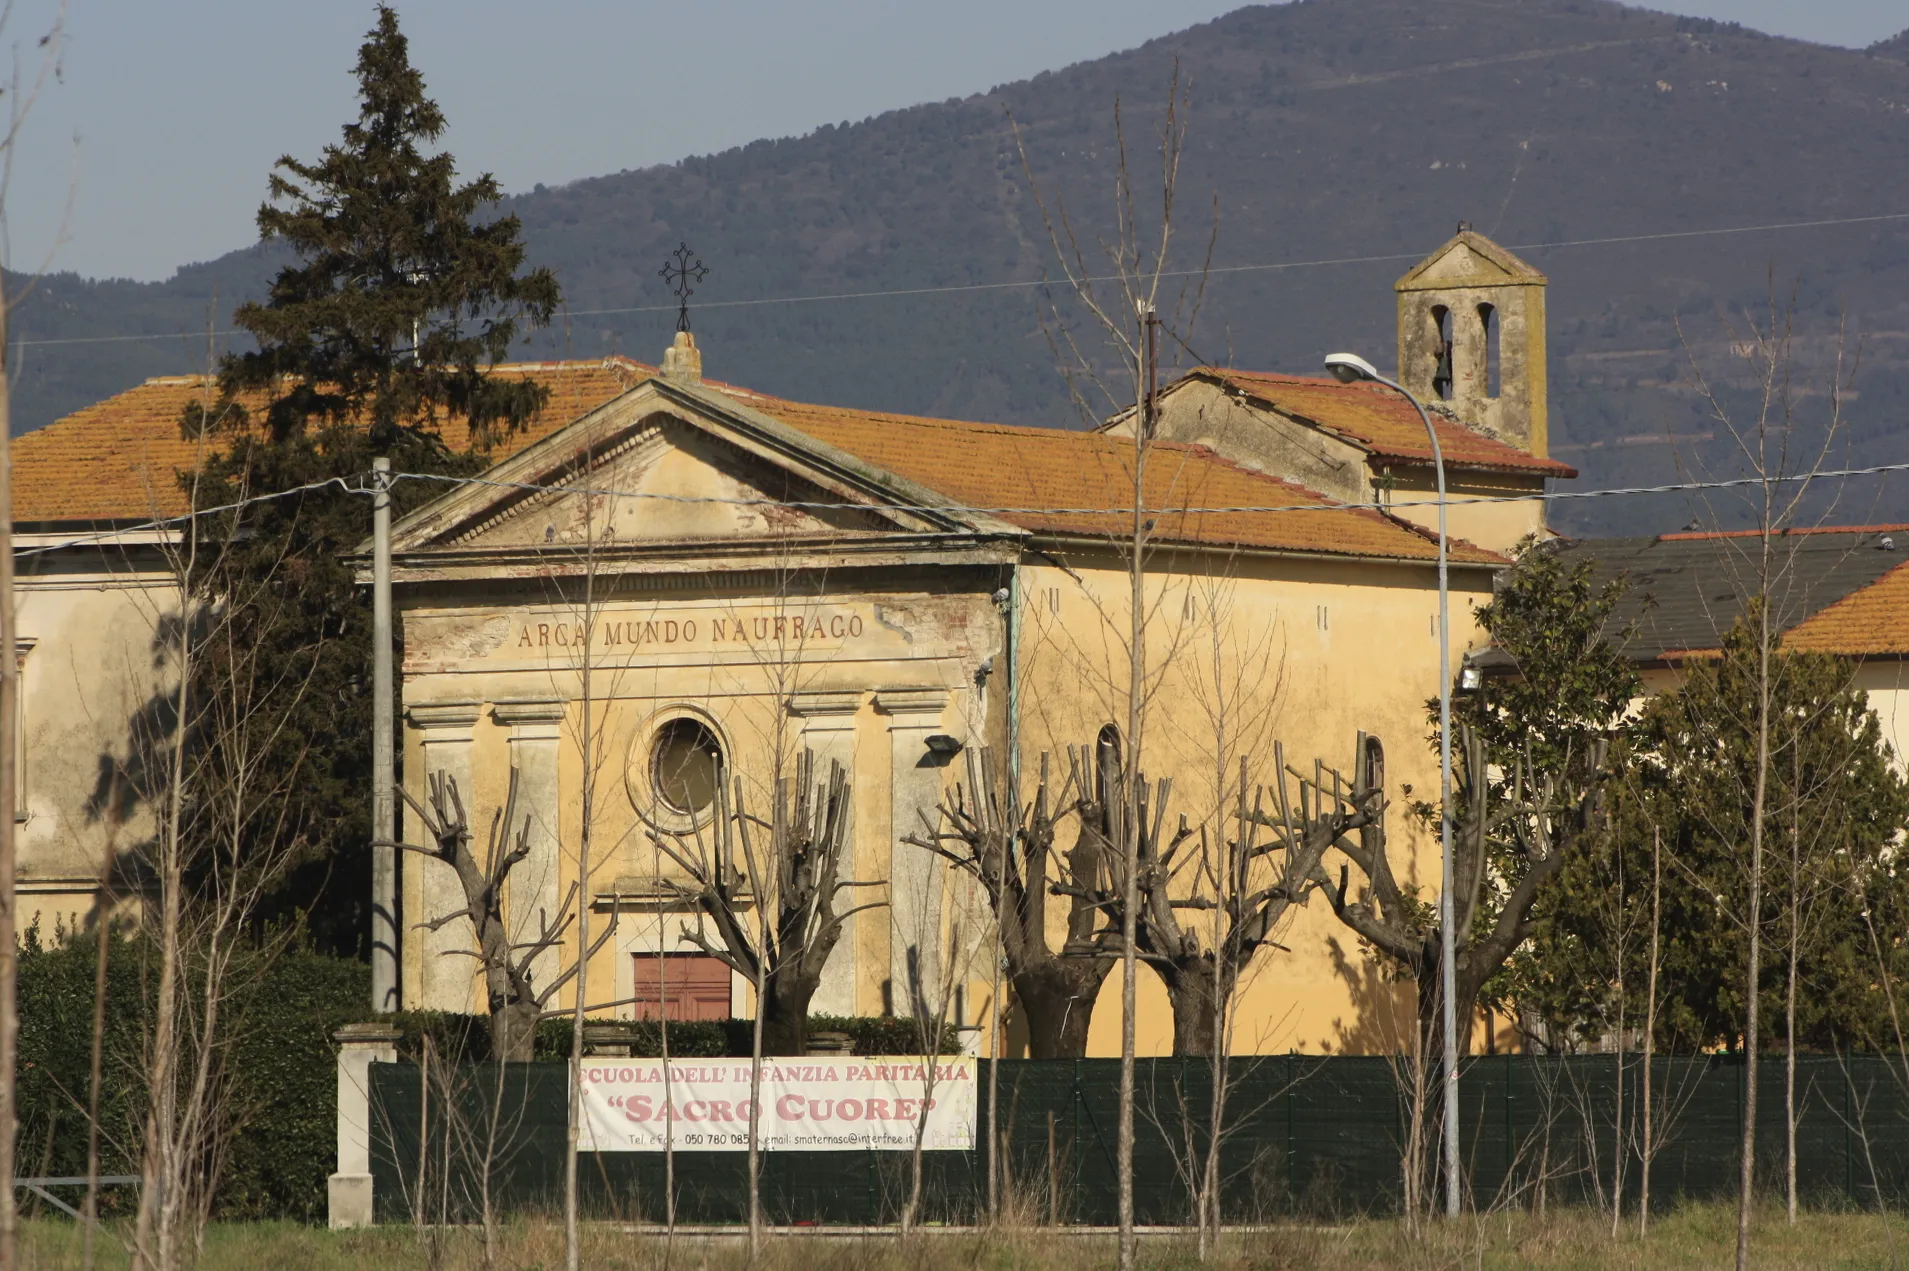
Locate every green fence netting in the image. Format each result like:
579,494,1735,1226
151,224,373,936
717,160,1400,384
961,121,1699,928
368,1053,1909,1225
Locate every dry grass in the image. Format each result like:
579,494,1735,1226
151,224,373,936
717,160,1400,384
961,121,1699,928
19,1205,1909,1271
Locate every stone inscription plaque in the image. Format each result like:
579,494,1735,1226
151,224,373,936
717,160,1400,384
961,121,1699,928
517,609,868,652
403,600,941,673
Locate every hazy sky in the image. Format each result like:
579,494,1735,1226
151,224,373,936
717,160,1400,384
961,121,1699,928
5,0,1905,282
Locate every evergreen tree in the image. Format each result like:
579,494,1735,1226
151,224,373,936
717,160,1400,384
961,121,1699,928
178,6,561,953
1510,624,1909,1051
222,4,559,447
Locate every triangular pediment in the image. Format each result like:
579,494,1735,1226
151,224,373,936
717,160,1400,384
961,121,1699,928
384,375,1010,557
1395,231,1546,292
450,415,891,549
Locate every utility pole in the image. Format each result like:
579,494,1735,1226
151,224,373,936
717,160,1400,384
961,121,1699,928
371,456,397,1012
0,265,18,1271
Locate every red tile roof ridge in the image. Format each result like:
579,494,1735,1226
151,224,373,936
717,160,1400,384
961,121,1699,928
135,355,663,388
1171,439,1508,558
1183,365,1577,478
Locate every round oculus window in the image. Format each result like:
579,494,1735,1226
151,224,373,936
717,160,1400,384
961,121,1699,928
650,717,723,817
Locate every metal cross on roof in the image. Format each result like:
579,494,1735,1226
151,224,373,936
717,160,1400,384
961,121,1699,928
659,241,709,333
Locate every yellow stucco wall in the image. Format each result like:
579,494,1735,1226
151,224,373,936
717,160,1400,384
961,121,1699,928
1013,551,1493,1056
14,544,177,938
1378,466,1547,556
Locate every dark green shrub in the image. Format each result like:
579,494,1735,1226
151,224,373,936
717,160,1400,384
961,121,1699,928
382,1011,960,1060
16,923,368,1223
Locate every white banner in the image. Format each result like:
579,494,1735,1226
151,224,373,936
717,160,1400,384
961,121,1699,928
578,1057,977,1152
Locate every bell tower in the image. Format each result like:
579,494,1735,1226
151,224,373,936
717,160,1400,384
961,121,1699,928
1395,226,1548,457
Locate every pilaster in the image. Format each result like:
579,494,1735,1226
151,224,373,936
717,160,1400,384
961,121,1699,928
407,701,482,1011
789,690,862,1015
493,697,567,995
876,688,952,1018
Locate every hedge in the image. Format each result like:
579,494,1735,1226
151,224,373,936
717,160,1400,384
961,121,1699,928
384,1012,961,1063
17,923,368,1223
18,922,958,1222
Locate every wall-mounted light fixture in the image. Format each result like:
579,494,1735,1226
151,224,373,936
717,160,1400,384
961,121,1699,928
1457,653,1485,694
924,734,964,756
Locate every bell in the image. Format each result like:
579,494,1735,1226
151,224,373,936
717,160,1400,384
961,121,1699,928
1433,343,1454,399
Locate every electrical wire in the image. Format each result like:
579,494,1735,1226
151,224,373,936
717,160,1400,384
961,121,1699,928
13,475,371,558
383,462,1909,518
13,209,1909,349
20,457,1901,563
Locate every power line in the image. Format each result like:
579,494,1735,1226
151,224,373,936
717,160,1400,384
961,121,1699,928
14,475,371,558
13,209,1909,350
555,211,1909,320
385,460,1908,518
19,457,1902,562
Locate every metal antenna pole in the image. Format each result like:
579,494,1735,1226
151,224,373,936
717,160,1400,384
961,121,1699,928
370,456,397,1013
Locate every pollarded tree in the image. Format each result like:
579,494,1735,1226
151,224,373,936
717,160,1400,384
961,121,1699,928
1320,540,1638,1055
180,5,561,952
398,770,610,1062
1088,742,1384,1057
906,745,1125,1059
650,752,883,1058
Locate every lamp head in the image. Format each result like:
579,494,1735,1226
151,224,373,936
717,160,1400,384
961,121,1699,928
1323,352,1380,385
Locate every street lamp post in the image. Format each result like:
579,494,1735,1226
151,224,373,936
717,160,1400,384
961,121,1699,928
1324,351,1459,1219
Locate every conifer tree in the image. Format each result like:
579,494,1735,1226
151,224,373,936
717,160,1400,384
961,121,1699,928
1512,630,1909,1052
177,6,560,952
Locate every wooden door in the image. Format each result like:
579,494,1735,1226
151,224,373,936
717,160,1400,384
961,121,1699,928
631,953,732,1021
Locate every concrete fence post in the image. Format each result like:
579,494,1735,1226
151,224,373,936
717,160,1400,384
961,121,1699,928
327,1021,402,1229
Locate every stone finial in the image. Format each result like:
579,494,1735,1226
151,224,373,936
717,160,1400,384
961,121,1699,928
661,330,703,384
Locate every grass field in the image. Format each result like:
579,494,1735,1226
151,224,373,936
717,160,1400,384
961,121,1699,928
19,1206,1909,1271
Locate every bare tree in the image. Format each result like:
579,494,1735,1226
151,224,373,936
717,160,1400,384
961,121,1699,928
395,769,612,1061
903,747,1117,1059
0,11,71,1265
650,752,876,1058
1106,742,1384,1058
1009,62,1214,1269
1670,292,1856,1271
123,426,328,1270
899,918,968,1237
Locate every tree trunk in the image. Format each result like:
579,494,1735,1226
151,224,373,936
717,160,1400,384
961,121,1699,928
491,999,541,1064
1414,943,1488,1214
1418,948,1484,1060
760,973,817,1057
1166,958,1221,1058
1014,963,1109,1060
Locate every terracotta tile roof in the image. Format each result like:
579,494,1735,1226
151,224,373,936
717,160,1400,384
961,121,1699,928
1785,559,1909,656
742,394,1503,564
13,357,656,524
1187,368,1577,478
19,355,1503,566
